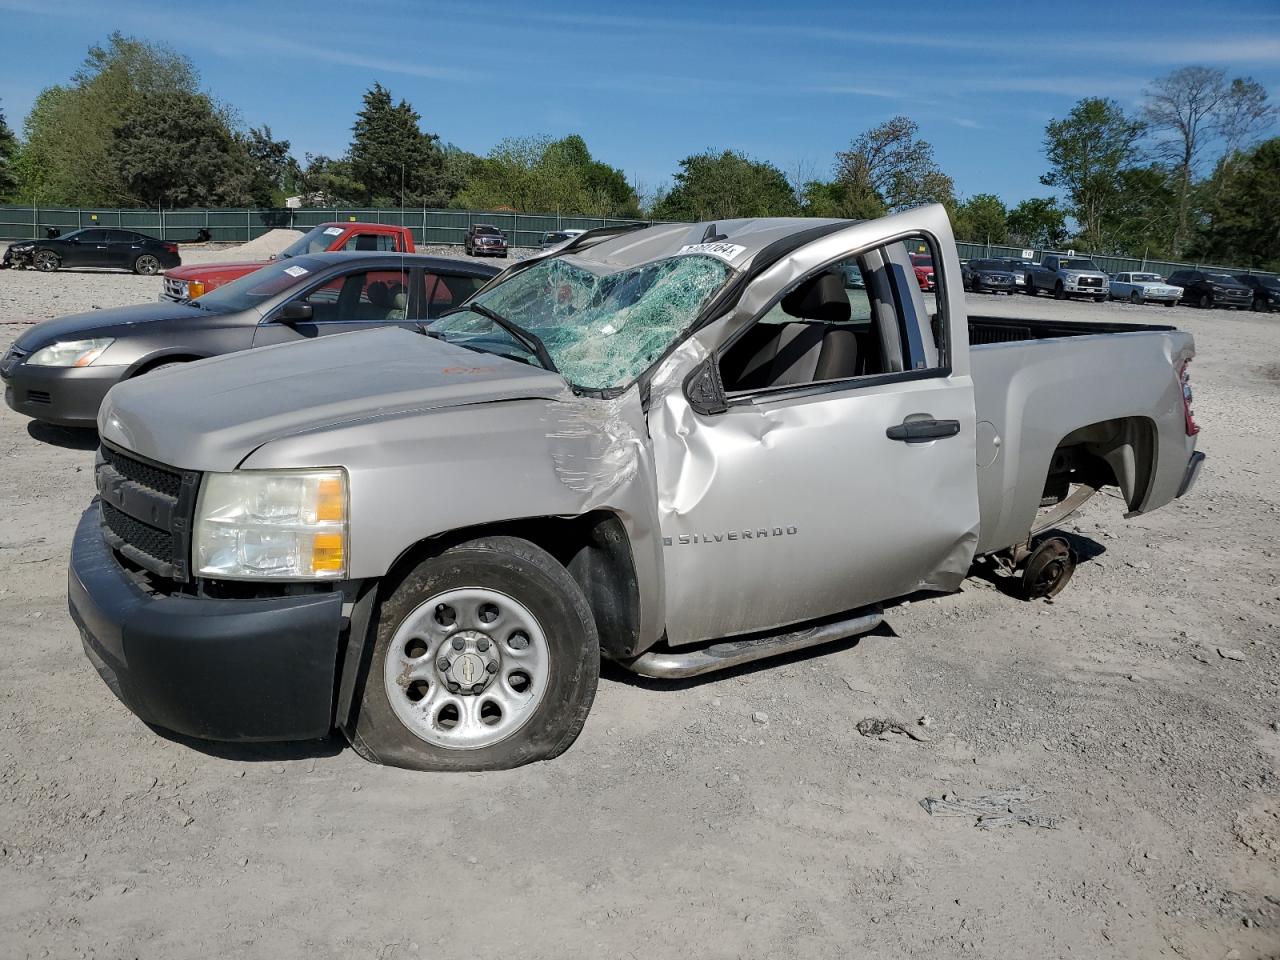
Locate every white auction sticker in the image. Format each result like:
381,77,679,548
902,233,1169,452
678,242,746,262
283,265,309,277
323,227,344,236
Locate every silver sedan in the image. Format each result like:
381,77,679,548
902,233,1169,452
1109,272,1182,306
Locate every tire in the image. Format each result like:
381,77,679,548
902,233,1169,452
33,250,59,272
1053,282,1066,300
1026,281,1037,296
1130,290,1143,305
1252,298,1266,312
1094,295,1106,303
1198,292,1213,309
133,254,161,275
1163,301,1174,307
349,536,600,772
972,280,983,293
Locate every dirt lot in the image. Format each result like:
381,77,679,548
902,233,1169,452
0,255,1277,959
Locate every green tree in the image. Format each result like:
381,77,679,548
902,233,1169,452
239,125,295,206
456,135,638,216
1101,165,1179,257
650,150,798,221
110,89,252,206
0,101,18,201
295,153,362,205
834,116,955,213
1040,98,1144,252
1005,197,1069,249
19,32,204,204
799,178,883,219
953,193,1008,243
348,82,448,207
1190,137,1280,270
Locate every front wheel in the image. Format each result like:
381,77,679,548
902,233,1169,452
133,254,161,275
1053,282,1066,300
1163,300,1175,307
1026,282,1038,296
33,250,59,272
349,536,600,771
1129,290,1143,305
1198,292,1213,309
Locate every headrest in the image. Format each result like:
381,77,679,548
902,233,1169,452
781,270,851,322
367,281,390,306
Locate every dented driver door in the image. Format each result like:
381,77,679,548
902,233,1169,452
651,372,980,646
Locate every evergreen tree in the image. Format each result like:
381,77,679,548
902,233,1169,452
348,82,448,207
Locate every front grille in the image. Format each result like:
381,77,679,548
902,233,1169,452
1079,277,1103,287
101,443,182,497
163,277,186,299
102,501,173,565
96,443,200,580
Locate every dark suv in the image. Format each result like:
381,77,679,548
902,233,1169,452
1233,274,1280,312
463,224,509,258
1166,269,1253,309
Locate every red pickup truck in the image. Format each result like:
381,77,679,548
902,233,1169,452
162,222,415,301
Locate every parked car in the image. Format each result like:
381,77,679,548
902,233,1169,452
909,252,935,291
1233,274,1280,312
67,206,1204,771
2,229,180,275
1165,269,1253,310
2,253,498,428
1108,272,1182,306
540,229,586,250
997,258,1035,290
464,224,509,258
162,223,416,302
965,258,1018,295
1025,255,1110,301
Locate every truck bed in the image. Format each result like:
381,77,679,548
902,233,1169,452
968,315,1174,345
965,314,1195,555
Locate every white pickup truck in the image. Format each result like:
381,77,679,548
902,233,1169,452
69,206,1205,771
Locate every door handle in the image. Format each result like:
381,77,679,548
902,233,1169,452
886,418,961,443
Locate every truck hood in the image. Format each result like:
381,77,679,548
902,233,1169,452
166,260,268,280
98,327,572,471
14,302,206,350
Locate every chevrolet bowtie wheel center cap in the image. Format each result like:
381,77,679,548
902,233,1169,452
438,631,501,694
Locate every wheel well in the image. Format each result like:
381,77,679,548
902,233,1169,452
382,511,642,659
1045,416,1157,511
127,355,203,377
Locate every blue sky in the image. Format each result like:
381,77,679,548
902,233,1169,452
2,0,1279,206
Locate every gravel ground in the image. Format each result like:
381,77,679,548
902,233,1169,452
0,252,1278,959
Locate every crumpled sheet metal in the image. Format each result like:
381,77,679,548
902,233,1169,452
920,787,1062,829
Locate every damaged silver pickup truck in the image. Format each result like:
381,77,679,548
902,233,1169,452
69,205,1205,771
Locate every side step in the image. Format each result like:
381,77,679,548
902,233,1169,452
621,608,883,680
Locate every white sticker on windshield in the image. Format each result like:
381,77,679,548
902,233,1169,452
323,227,343,236
283,265,309,277
678,242,746,262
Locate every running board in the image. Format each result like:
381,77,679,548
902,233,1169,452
621,608,884,680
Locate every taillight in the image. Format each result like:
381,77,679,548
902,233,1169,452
164,243,178,254
1179,359,1199,436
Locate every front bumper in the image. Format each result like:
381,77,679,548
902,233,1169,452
68,505,344,741
2,363,126,427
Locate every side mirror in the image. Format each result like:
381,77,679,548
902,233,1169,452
276,302,314,323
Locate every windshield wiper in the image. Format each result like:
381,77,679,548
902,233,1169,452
441,303,559,374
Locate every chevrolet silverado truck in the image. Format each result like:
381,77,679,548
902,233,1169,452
161,223,415,301
68,206,1205,772
1025,254,1110,301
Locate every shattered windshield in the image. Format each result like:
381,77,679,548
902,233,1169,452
430,254,732,389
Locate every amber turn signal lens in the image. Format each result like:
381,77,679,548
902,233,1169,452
316,477,345,522
189,281,206,298
310,533,345,573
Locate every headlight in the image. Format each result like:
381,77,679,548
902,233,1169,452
27,338,114,367
194,469,348,580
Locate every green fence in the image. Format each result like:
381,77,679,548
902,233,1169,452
0,205,1269,278
0,205,642,250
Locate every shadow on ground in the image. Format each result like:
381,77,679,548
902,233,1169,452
27,421,99,450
